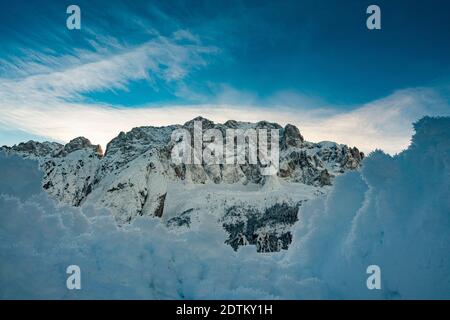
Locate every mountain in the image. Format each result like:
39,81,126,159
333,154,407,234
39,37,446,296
1,117,363,252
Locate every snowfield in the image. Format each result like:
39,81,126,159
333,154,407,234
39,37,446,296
0,116,449,299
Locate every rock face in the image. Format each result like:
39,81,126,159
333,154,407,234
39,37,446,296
62,137,103,156
222,203,301,252
1,117,363,252
282,124,304,148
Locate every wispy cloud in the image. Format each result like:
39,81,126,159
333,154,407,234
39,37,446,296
0,30,216,101
1,84,449,154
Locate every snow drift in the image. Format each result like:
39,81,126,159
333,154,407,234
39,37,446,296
0,116,449,299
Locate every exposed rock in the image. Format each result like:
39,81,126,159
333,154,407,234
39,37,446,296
317,169,333,186
167,208,193,228
61,137,103,156
222,203,300,252
2,140,63,157
282,124,304,148
153,193,166,218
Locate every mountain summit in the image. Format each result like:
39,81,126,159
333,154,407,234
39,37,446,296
1,117,363,252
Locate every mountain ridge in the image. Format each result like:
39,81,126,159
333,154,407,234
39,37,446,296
1,116,364,252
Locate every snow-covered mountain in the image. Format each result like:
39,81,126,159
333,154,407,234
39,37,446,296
2,116,449,299
1,117,363,252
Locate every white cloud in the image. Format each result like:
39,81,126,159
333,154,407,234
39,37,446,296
0,32,216,102
1,87,449,155
298,88,450,154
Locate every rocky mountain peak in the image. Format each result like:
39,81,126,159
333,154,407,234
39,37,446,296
255,120,283,130
282,124,304,148
62,137,103,156
2,140,63,158
183,116,215,130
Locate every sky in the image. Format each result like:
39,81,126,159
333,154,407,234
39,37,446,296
0,0,449,154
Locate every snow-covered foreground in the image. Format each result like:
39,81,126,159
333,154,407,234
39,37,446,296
0,116,449,299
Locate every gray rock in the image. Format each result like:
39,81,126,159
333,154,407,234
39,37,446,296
282,124,304,148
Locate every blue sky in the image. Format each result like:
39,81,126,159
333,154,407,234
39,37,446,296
0,0,449,153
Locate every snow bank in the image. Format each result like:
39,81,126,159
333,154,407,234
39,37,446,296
0,117,449,299
290,116,450,299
